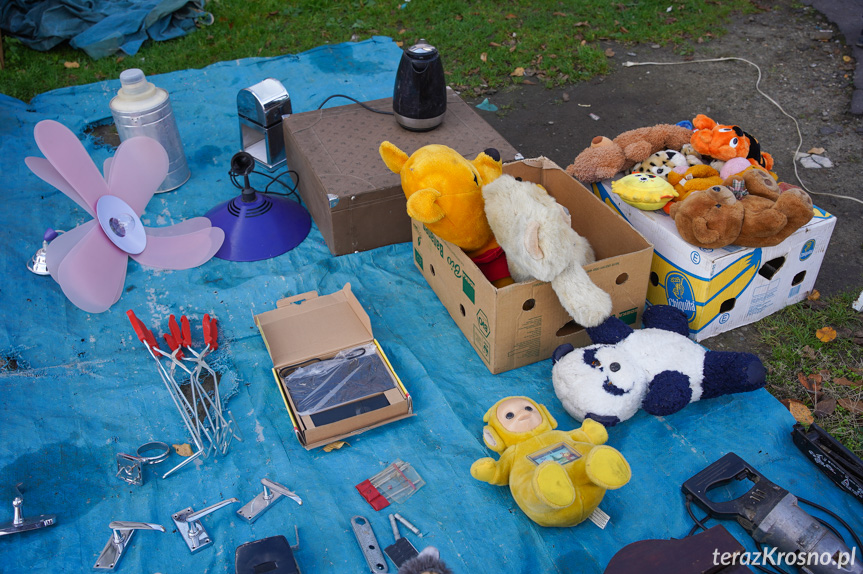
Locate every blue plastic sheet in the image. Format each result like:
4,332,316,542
0,37,860,573
0,0,206,58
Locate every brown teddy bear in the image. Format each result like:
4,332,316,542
565,124,693,183
669,168,814,249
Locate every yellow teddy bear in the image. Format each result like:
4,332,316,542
470,396,631,527
379,142,512,287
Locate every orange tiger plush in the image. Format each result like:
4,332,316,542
690,114,774,171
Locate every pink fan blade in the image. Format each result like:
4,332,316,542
33,120,108,213
25,157,96,217
106,136,169,216
44,220,98,282
133,226,225,270
144,217,213,237
55,224,129,313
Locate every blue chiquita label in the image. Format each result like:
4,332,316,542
800,239,815,261
665,271,697,321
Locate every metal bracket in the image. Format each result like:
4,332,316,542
94,521,165,570
0,483,56,537
237,478,302,523
172,498,238,553
351,515,388,573
115,442,171,486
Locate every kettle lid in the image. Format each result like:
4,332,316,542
406,39,438,60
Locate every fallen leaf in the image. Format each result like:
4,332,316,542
834,377,862,387
505,13,517,19
798,345,818,360
173,443,194,457
581,40,587,46
561,92,570,102
844,55,852,63
509,45,517,53
553,11,567,16
808,290,821,301
814,397,836,417
816,326,837,343
605,48,615,57
481,52,487,62
323,440,350,452
807,147,826,154
838,399,863,415
521,79,536,85
781,398,814,425
798,372,823,393
574,21,589,27
511,67,525,77
489,41,501,47
64,61,80,69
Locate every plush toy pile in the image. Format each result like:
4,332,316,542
381,143,616,327
565,115,815,250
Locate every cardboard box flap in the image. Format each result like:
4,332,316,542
255,283,374,368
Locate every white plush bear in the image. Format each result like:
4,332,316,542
482,174,612,328
551,305,766,426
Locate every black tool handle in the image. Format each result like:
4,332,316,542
681,453,788,531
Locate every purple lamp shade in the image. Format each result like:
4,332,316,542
205,193,311,262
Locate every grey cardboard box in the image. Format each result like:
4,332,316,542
283,88,519,255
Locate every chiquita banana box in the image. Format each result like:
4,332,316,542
592,177,836,341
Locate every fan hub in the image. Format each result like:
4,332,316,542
96,195,147,255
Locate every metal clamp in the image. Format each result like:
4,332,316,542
116,442,170,486
0,483,56,536
172,498,238,553
237,478,302,523
94,521,165,570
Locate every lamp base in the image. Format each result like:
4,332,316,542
205,193,311,262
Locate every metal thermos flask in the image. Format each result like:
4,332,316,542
109,68,190,192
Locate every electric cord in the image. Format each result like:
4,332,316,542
623,57,863,206
797,495,863,551
317,94,394,115
229,168,302,203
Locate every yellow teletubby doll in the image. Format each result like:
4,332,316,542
470,396,631,527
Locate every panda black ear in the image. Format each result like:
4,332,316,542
552,344,574,364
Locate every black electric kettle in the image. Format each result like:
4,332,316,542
392,39,446,131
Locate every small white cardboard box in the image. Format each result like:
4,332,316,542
592,177,836,341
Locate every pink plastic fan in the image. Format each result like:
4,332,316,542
25,120,225,313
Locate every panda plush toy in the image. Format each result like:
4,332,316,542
551,305,765,427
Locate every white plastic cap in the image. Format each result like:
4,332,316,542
119,69,149,96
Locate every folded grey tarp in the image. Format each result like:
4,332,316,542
0,0,207,59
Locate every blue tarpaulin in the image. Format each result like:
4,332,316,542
0,0,207,59
0,37,860,573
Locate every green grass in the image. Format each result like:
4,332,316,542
757,291,863,457
1,0,755,103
